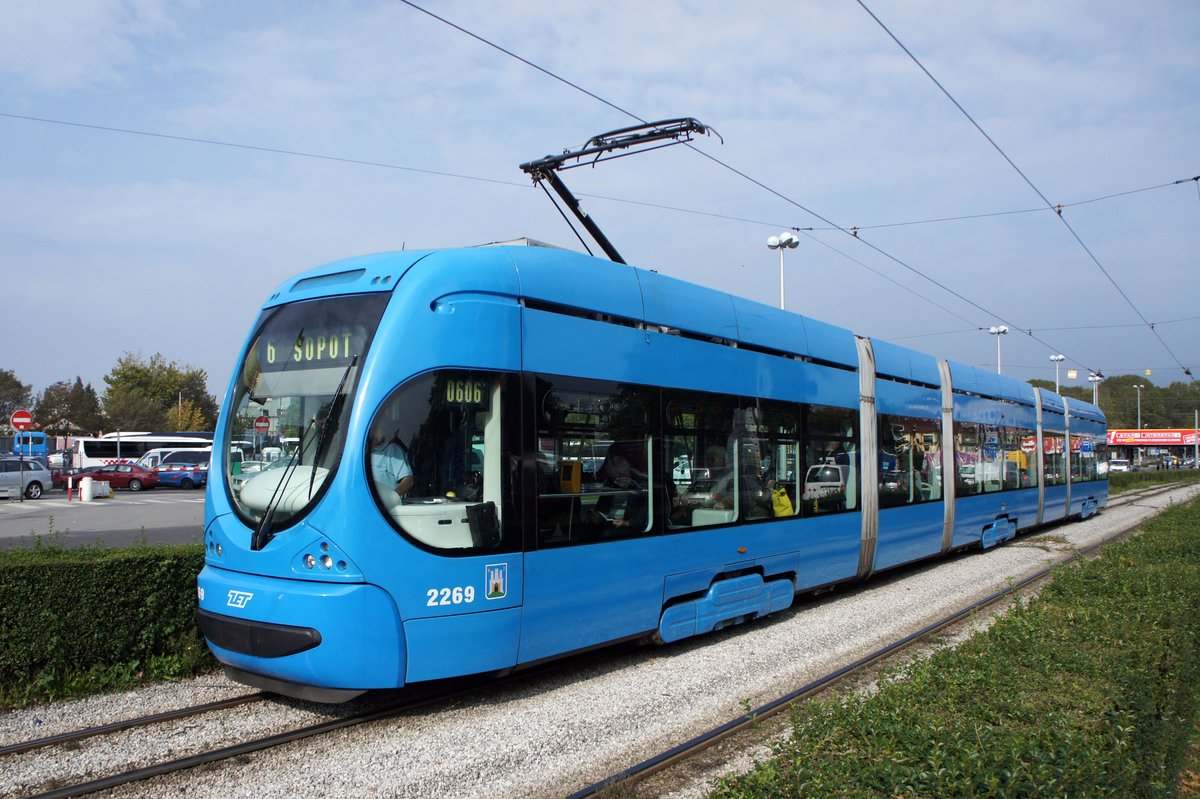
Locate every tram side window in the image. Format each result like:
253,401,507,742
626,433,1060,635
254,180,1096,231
954,422,981,496
1021,428,1040,488
878,414,942,508
535,376,656,546
1093,436,1109,479
738,403,801,521
976,424,1033,493
1044,432,1066,486
800,405,858,517
1070,434,1098,482
1003,427,1035,489
977,424,1005,493
665,391,739,529
368,370,511,552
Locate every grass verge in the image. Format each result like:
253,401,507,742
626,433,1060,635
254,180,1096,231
710,496,1200,799
1109,468,1200,495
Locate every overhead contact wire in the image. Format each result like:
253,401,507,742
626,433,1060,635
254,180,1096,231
399,1,1107,376
855,0,1195,381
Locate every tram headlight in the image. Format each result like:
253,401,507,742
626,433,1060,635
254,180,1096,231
289,538,364,579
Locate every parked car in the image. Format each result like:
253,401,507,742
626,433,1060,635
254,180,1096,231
0,458,52,499
1108,458,1131,473
51,465,103,489
84,462,159,491
156,450,210,489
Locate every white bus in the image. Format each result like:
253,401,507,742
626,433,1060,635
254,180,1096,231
69,432,213,469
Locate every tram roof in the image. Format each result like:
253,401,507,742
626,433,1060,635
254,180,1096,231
265,245,1103,419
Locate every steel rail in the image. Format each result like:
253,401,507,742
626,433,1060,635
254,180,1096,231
566,486,1181,798
0,693,268,757
15,481,1191,799
19,684,480,799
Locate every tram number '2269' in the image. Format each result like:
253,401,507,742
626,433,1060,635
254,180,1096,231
427,586,476,606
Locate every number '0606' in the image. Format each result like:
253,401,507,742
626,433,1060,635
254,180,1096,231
426,586,475,606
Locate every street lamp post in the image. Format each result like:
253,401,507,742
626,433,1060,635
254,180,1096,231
1049,354,1065,393
767,232,799,310
1088,373,1102,405
988,326,1009,374
1134,384,1144,466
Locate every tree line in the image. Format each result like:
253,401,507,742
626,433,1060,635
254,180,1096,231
3,358,1197,438
1028,375,1200,430
0,354,219,437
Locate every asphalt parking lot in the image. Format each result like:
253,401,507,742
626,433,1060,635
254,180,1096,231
0,487,205,549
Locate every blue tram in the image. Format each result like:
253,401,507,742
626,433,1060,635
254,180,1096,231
196,241,1107,702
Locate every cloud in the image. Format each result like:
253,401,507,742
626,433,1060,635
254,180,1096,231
0,0,181,93
1,0,1197,396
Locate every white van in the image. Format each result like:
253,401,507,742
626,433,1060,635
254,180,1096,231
801,463,849,504
137,448,186,470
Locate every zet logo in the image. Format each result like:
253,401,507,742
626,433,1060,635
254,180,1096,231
227,590,254,609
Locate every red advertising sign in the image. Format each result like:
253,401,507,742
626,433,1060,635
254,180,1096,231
10,409,32,431
1106,428,1199,446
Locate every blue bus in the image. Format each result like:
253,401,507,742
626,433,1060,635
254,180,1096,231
197,243,1107,702
11,431,47,460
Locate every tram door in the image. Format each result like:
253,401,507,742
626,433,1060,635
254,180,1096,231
519,376,666,662
521,439,666,662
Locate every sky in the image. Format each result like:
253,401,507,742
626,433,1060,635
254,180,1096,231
2,0,1198,407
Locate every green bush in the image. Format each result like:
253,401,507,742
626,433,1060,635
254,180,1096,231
711,498,1200,799
1109,468,1200,494
0,540,216,707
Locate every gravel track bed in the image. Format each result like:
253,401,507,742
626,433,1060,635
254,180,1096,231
3,484,1194,799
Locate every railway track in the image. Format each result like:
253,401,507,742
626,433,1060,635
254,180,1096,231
3,482,1188,799
566,482,1186,798
4,681,485,799
0,693,268,758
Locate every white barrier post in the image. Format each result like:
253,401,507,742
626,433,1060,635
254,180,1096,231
80,476,93,503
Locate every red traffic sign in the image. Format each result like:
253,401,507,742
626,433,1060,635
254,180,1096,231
10,409,33,430
254,415,270,433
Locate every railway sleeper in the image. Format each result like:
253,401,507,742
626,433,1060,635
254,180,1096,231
656,574,794,644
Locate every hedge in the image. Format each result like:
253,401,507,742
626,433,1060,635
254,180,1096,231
0,540,216,706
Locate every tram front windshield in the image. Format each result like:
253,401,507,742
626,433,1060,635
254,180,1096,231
225,294,389,532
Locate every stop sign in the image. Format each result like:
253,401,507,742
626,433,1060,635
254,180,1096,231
10,409,32,431
254,415,270,433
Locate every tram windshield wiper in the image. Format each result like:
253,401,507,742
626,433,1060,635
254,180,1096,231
307,354,357,500
250,355,358,551
250,420,310,551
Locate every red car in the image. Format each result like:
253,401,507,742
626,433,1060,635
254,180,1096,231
78,463,159,492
